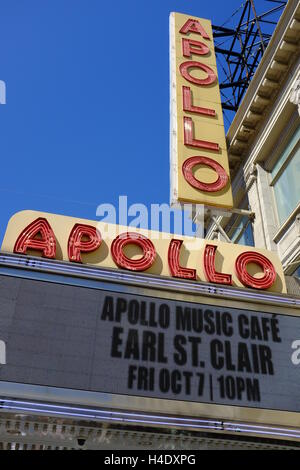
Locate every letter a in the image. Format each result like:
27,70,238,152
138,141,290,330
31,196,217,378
14,217,56,258
180,19,210,39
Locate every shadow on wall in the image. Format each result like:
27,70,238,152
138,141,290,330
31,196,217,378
285,275,300,297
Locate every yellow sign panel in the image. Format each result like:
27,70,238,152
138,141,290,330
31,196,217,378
1,210,286,294
170,12,233,208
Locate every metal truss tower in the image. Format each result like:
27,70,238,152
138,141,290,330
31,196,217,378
212,0,287,124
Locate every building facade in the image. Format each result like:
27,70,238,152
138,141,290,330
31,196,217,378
206,0,300,297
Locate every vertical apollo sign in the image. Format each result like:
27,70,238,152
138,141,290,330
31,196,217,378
170,13,233,209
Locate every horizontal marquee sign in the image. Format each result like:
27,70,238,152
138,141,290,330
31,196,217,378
170,12,233,208
1,210,286,293
0,275,299,413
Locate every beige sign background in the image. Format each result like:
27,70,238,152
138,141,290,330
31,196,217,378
170,12,233,208
1,209,286,294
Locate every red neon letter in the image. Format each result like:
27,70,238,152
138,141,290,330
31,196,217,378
203,244,232,285
168,239,196,280
184,117,219,151
183,86,216,117
13,217,56,259
182,156,229,192
180,61,216,86
235,251,276,290
111,232,156,271
68,224,102,263
182,38,209,57
179,19,210,39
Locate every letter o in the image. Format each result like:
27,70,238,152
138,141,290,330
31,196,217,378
235,251,276,290
111,232,156,271
179,61,217,86
182,156,229,192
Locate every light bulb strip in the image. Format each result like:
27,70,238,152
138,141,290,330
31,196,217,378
0,397,300,440
0,253,298,307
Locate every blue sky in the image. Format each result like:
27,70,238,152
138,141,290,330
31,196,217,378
0,0,277,243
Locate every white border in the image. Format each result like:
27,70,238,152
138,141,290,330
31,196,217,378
169,13,179,208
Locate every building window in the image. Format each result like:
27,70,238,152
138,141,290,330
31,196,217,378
232,216,254,246
224,194,254,247
271,126,300,226
292,265,300,279
225,214,254,247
